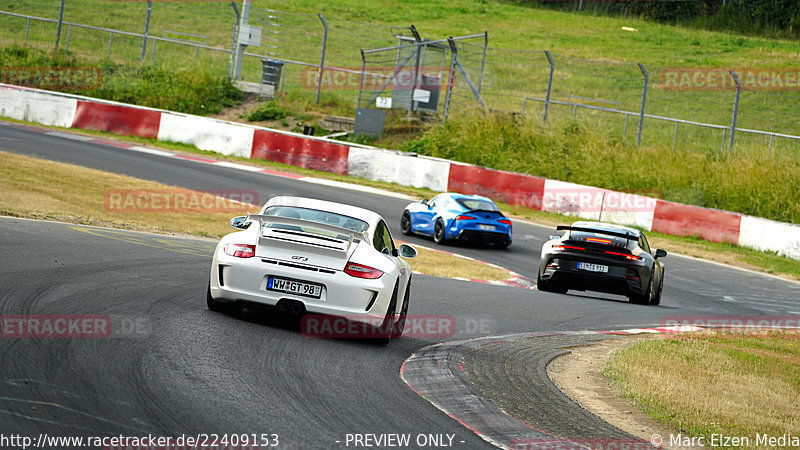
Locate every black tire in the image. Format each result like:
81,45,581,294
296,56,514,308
629,273,654,305
650,274,663,306
376,282,398,345
537,274,567,294
400,211,413,236
433,219,446,245
207,283,241,315
392,277,411,338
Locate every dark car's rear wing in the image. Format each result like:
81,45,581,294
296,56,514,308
556,225,638,242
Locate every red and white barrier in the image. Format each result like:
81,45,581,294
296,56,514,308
739,215,800,260
158,112,255,158
447,163,547,210
1,82,798,261
348,147,451,192
0,84,77,128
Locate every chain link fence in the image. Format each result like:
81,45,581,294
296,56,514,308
0,0,798,156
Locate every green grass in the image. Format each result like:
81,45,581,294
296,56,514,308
604,331,800,445
1,2,799,225
2,0,799,139
0,45,243,115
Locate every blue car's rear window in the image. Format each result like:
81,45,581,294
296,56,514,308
455,198,498,211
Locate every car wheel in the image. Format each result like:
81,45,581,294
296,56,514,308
629,273,654,305
433,219,446,245
650,275,663,306
376,282,399,345
537,274,567,294
392,277,411,338
207,282,241,315
400,211,413,236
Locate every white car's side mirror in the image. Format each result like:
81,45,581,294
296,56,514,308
230,216,249,229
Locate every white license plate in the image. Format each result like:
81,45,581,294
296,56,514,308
577,262,609,273
267,277,322,299
478,224,496,231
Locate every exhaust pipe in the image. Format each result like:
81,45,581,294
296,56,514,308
277,299,306,315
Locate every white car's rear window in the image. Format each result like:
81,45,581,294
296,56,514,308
265,206,369,232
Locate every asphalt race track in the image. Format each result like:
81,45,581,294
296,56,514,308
1,120,799,448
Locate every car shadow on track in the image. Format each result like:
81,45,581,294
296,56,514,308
209,306,418,348
556,291,669,308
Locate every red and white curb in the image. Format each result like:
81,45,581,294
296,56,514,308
399,326,702,449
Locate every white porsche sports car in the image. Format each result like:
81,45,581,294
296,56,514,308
207,196,417,342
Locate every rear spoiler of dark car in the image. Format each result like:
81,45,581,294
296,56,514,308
556,225,638,241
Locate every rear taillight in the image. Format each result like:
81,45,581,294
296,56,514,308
344,262,384,279
223,244,256,258
455,215,475,221
498,219,512,225
553,244,585,251
605,250,642,261
586,237,612,244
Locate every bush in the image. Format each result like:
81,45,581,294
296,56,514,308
247,102,288,121
1,46,243,116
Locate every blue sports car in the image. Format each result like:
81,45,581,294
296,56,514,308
400,193,512,248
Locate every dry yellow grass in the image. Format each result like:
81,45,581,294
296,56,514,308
0,150,511,280
402,242,512,281
603,330,800,448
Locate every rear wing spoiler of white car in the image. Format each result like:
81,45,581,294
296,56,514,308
245,213,369,251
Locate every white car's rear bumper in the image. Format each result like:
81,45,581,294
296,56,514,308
209,252,395,322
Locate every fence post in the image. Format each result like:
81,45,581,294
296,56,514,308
478,31,488,95
729,70,741,153
543,50,554,124
637,63,648,146
54,0,66,53
140,0,152,63
228,2,240,79
315,13,328,104
233,0,251,80
357,50,366,109
443,44,457,120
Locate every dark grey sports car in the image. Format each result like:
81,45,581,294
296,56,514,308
537,221,667,305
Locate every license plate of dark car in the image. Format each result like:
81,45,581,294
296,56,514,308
577,262,609,273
